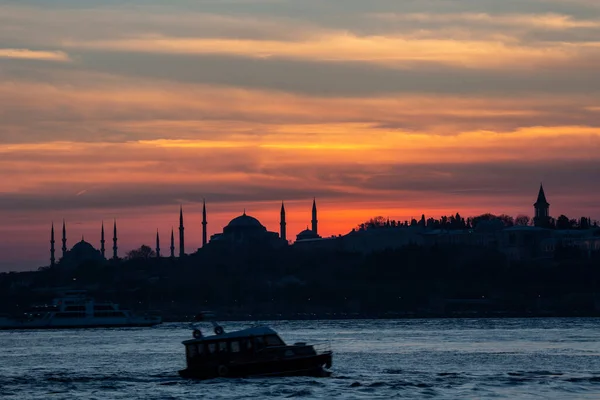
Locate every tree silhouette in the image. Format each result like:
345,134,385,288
126,245,156,260
556,215,570,230
515,215,531,226
497,214,515,227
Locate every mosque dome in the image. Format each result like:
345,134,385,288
71,239,97,254
60,238,105,267
296,228,320,241
225,213,265,230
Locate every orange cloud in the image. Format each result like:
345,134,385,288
0,48,70,61
372,12,600,30
61,34,582,70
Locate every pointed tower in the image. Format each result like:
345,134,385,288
311,198,318,235
280,201,287,242
202,199,208,247
61,220,67,258
50,222,56,266
533,183,550,227
100,221,106,259
112,219,118,260
179,205,185,257
170,228,175,258
156,230,161,258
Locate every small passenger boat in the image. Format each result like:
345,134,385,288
178,315,332,379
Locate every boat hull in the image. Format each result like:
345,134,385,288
179,352,332,380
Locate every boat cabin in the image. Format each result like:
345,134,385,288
183,326,316,368
179,324,332,379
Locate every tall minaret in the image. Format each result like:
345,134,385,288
112,219,118,260
311,198,318,235
61,220,67,258
156,230,161,258
280,201,287,242
202,199,208,247
50,222,56,266
179,205,185,257
170,228,175,258
534,183,550,227
100,221,106,259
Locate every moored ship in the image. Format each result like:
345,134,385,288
0,290,161,329
178,314,332,379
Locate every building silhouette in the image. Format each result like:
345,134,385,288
156,230,161,258
280,202,287,243
202,199,207,247
179,206,185,257
534,183,550,227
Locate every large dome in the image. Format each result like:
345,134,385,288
71,239,97,253
226,213,265,229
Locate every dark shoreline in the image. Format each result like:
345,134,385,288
161,312,600,323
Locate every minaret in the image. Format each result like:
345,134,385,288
170,228,175,258
100,221,106,259
311,198,318,235
179,205,185,257
61,220,67,258
156,230,161,258
112,219,118,260
533,183,550,227
280,201,287,242
50,222,56,266
202,199,208,247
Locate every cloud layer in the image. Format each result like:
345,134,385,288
1,0,599,270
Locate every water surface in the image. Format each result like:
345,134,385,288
1,318,600,399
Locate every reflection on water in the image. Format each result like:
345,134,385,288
1,318,600,399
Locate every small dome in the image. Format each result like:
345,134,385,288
226,213,264,229
296,229,320,241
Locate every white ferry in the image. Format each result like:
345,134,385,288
0,290,161,329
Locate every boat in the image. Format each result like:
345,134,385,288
0,290,161,329
178,314,333,379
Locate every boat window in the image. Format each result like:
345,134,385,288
196,343,204,355
95,311,126,317
55,312,86,318
187,344,197,358
93,305,113,311
265,335,284,346
246,340,253,350
231,341,240,353
218,341,227,352
255,336,265,348
208,343,216,354
65,306,85,311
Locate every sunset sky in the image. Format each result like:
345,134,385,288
1,0,599,271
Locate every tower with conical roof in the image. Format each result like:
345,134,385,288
179,205,185,257
156,230,161,258
170,228,175,258
533,183,550,227
112,219,118,259
61,220,67,259
202,199,207,247
280,201,287,242
311,198,318,235
50,222,56,266
100,221,106,259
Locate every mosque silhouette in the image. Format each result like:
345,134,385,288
50,199,321,267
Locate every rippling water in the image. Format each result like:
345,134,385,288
1,318,600,399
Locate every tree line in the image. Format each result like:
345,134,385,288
358,213,599,231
